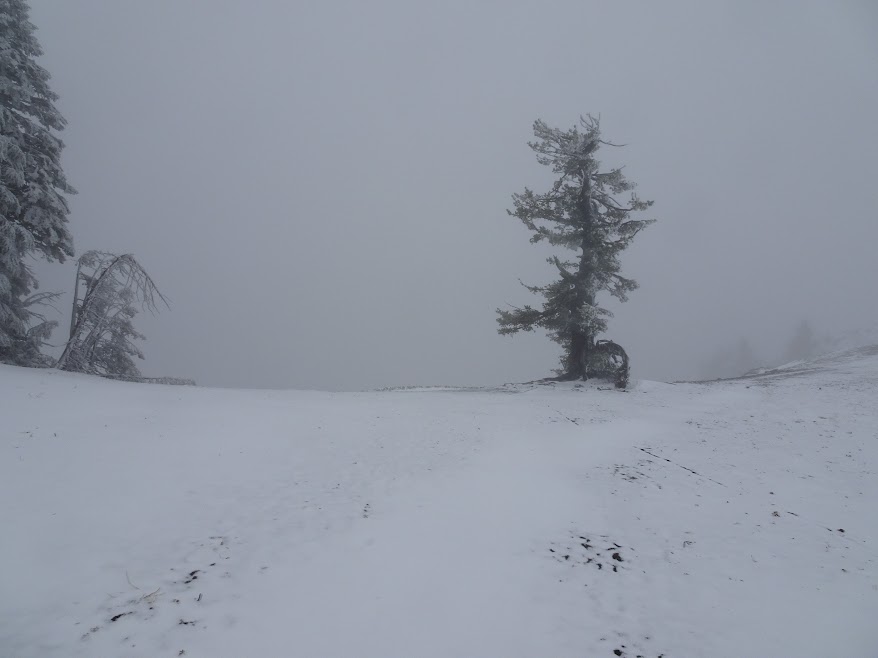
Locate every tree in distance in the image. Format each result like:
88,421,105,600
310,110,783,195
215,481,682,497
497,116,656,387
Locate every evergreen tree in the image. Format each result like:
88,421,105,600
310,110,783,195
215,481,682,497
497,116,655,380
0,0,74,365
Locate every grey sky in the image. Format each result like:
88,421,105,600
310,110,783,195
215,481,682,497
28,0,878,390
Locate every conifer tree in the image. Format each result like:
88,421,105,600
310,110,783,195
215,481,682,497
497,116,655,381
0,0,75,365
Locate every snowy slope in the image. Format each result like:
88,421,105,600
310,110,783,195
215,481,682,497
2,348,877,658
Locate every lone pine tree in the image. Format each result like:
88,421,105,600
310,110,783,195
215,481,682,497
0,0,75,365
497,116,655,384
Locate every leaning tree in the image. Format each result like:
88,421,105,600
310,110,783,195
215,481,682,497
497,116,655,387
57,251,167,379
0,0,75,365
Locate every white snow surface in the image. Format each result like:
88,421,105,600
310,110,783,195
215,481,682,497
3,347,878,657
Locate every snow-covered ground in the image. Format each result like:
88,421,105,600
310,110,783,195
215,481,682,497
2,347,877,657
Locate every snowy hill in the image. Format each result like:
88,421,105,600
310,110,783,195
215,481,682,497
2,348,877,658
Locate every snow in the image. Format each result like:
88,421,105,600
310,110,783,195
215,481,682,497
2,348,877,657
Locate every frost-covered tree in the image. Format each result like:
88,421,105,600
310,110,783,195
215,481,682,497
57,252,166,379
497,116,655,382
0,0,74,365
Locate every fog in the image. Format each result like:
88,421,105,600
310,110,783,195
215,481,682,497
28,0,878,390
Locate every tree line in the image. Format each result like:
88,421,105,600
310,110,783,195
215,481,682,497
0,0,190,383
1,0,655,388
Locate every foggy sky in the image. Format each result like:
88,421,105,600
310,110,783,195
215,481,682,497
27,0,878,390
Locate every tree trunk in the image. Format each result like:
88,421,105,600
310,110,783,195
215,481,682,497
68,258,82,341
567,331,590,380
565,167,595,380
